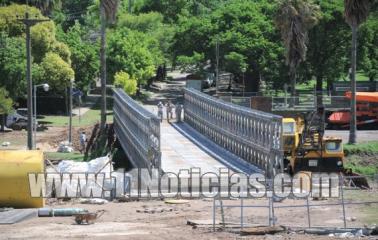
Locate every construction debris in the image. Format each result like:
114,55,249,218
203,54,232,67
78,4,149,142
136,207,176,214
57,141,74,153
164,199,190,205
239,226,286,236
305,227,376,237
79,198,109,205
45,156,113,198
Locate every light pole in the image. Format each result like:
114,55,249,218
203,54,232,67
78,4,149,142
241,67,247,97
33,83,49,149
68,79,74,145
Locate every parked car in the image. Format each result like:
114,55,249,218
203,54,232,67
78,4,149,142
6,108,38,131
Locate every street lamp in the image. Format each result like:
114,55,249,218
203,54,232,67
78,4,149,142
241,67,247,97
33,83,49,149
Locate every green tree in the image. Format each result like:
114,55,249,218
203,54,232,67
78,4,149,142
58,22,99,92
107,28,155,85
224,52,248,77
303,0,350,92
114,71,138,95
176,52,205,74
117,12,175,77
136,0,188,23
344,0,372,144
0,87,13,131
38,52,75,92
173,0,285,92
0,34,27,99
30,0,62,15
359,13,378,81
0,87,13,114
0,4,74,97
275,0,321,96
0,4,43,37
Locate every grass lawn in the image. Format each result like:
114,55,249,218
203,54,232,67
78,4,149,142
294,72,371,92
344,141,378,156
40,109,113,127
45,152,84,161
343,141,378,176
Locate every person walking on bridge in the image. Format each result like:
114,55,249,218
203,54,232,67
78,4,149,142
175,103,183,122
166,101,174,123
157,101,164,122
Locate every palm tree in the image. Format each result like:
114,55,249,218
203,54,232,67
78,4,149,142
344,0,371,144
30,0,61,15
275,0,320,97
100,0,119,130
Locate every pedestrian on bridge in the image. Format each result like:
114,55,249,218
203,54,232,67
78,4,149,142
166,101,174,122
157,101,164,122
175,103,183,122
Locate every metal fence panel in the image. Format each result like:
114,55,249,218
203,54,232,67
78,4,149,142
184,88,283,177
113,89,161,170
272,96,350,112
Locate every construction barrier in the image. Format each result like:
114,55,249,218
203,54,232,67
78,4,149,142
0,150,44,208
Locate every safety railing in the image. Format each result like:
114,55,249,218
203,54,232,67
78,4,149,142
184,88,283,177
113,88,161,170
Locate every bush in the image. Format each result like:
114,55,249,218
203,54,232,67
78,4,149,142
114,71,138,96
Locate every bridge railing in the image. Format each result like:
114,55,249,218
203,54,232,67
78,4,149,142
184,88,283,177
113,89,161,170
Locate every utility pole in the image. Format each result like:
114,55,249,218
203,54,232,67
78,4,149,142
18,12,49,150
215,37,220,94
68,80,73,144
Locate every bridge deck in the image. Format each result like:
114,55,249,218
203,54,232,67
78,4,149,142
141,105,262,175
160,122,226,173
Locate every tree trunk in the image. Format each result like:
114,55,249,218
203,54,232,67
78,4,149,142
289,71,296,107
349,26,357,144
316,75,323,106
244,70,260,93
1,114,5,132
100,6,107,130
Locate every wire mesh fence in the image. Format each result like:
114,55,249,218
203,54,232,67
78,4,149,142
272,96,351,112
212,174,378,232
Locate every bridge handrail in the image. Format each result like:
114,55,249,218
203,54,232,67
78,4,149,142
184,88,283,177
113,88,161,170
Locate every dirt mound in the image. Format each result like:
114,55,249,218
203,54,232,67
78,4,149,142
38,125,95,151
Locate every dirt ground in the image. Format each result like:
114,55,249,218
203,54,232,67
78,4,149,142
0,126,94,152
0,189,377,240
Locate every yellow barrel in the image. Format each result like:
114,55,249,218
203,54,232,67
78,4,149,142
0,150,45,208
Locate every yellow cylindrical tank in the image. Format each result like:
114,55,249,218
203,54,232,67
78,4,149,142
0,150,45,208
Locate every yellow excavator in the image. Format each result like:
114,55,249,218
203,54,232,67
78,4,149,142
282,107,369,188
